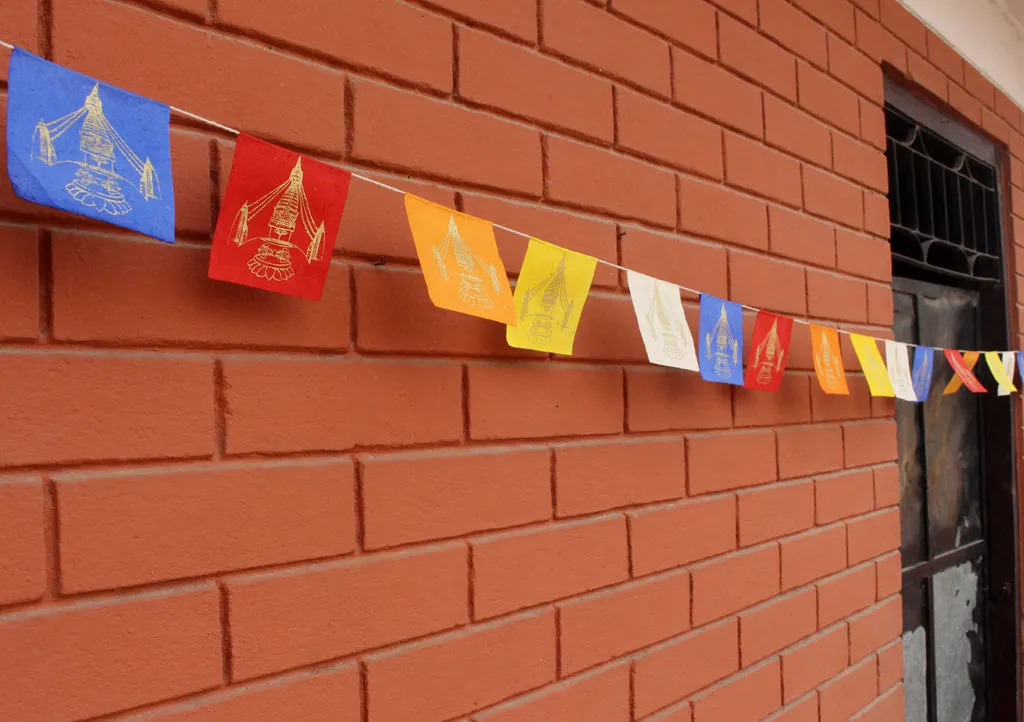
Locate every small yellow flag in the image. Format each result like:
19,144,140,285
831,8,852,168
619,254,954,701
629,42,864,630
404,194,516,324
506,239,597,355
850,334,895,397
984,351,1017,393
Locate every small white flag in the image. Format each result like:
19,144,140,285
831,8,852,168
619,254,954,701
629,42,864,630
627,270,699,371
885,340,917,402
999,351,1016,396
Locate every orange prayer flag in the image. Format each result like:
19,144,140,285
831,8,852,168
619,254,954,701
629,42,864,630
943,350,985,394
810,324,849,395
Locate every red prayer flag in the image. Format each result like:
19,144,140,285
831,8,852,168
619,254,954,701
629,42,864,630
744,311,793,391
943,350,986,393
208,133,351,300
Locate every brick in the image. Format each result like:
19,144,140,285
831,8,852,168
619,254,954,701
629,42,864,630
644,701,693,722
468,363,623,440
833,134,888,192
926,30,964,84
948,82,983,126
851,0,879,17
875,552,901,599
223,358,462,455
847,508,900,565
559,570,691,674
836,228,892,281
854,9,906,73
713,0,759,23
626,365,734,431
476,664,630,722
777,425,844,479
798,62,861,136
365,610,556,722
0,225,38,342
781,524,847,589
815,469,875,524
0,586,221,720
679,177,769,250
844,420,897,467
555,437,686,517
734,375,813,430
617,87,724,178
0,478,44,607
460,27,613,142
229,544,467,680
729,250,808,314
688,430,777,494
0,2,38,82
140,664,361,722
352,79,541,195
720,15,797,100
852,685,904,722
572,292,649,363
692,544,781,625
819,656,877,721
53,234,349,349
629,495,737,576
0,353,212,467
996,88,1022,129
781,624,849,701
58,460,355,593
610,0,718,58
864,191,891,237
794,0,857,41
983,106,1013,143
633,619,740,717
807,268,868,321
811,374,873,422
672,48,764,138
620,226,729,298
725,133,802,206
907,51,947,100
879,0,926,54
768,205,836,267
543,0,671,96
53,0,345,153
692,658,783,722
740,589,818,665
764,95,832,167
764,695,820,722
548,135,676,226
874,465,899,507
805,166,864,229
861,98,887,149
425,0,537,42
739,481,815,546
877,639,903,690
472,515,628,618
817,564,877,627
964,64,996,108
759,0,828,69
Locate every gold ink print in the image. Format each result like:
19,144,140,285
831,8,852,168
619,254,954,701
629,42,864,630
645,285,690,362
518,252,572,348
32,84,161,216
816,329,841,387
433,214,502,310
751,318,785,386
704,305,739,378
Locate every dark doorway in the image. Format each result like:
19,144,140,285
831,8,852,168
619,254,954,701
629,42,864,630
885,79,1020,722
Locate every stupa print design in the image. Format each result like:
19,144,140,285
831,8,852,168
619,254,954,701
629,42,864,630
6,48,174,243
744,312,793,391
627,271,699,371
697,294,743,386
910,346,935,401
434,214,503,310
208,133,351,300
810,324,849,395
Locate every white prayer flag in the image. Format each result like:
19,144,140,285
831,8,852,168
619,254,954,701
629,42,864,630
627,270,699,371
885,340,917,402
999,351,1016,396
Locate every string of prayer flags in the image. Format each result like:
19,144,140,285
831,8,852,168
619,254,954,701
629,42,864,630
627,271,699,371
745,312,793,391
506,239,596,355
208,133,351,300
944,351,985,394
884,340,916,401
698,295,744,385
811,324,849,395
851,334,895,397
404,195,516,324
911,346,935,402
985,351,1017,394
7,48,175,243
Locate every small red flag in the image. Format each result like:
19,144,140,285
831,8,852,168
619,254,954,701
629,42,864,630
208,133,351,300
744,311,793,391
943,350,986,393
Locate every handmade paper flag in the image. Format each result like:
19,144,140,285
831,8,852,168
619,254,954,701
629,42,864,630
911,346,935,402
627,271,699,371
698,295,743,385
810,324,849,395
851,334,895,397
884,340,916,401
943,351,985,394
997,352,1016,397
1017,351,1024,388
6,48,175,243
985,351,1017,394
744,312,793,391
208,134,350,300
405,195,515,324
506,239,596,355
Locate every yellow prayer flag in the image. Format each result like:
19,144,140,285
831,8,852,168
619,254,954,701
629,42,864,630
985,351,1017,393
404,194,516,324
944,351,980,394
506,239,597,355
850,334,895,397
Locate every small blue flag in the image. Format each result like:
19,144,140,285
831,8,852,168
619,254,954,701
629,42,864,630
911,345,934,402
6,48,174,243
698,294,744,385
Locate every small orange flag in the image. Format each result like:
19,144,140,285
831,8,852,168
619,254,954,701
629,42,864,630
810,324,849,395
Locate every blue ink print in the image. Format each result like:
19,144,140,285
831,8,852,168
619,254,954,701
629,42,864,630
698,294,744,386
6,48,174,243
910,345,934,402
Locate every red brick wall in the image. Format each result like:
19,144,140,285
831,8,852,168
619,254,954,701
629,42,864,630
0,0,1020,720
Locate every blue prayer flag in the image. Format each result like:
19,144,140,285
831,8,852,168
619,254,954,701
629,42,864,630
698,294,744,385
6,48,174,243
911,345,934,402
